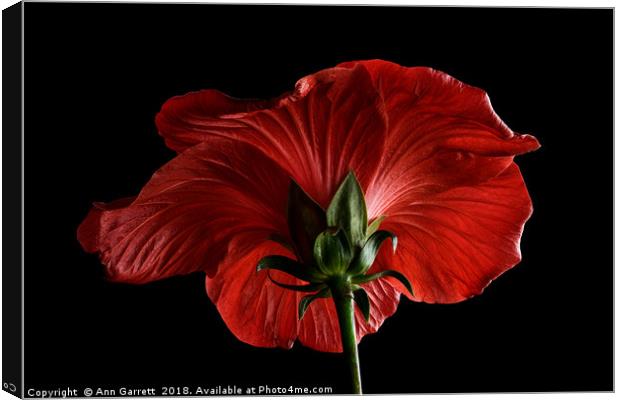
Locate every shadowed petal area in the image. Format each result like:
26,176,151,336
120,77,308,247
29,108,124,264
207,240,401,352
156,65,388,208
77,138,291,283
375,163,533,303
78,196,137,253
337,60,539,218
298,278,401,352
206,239,301,349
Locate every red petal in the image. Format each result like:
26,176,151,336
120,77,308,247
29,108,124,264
76,138,291,283
297,279,400,353
78,196,136,253
156,65,387,208
155,90,283,153
337,60,539,217
206,239,301,349
376,163,533,303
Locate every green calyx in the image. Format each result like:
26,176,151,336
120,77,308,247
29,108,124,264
258,171,413,322
314,228,353,276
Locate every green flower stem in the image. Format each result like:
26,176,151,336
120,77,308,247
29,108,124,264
330,278,363,395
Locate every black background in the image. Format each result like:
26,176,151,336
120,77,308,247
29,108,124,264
23,4,613,395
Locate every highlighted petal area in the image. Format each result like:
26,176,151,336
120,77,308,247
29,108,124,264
77,138,291,283
337,60,539,218
156,65,388,208
376,163,533,303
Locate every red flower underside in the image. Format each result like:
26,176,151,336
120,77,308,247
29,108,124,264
79,60,539,352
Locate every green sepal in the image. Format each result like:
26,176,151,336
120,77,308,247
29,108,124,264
353,288,370,322
326,172,368,247
256,255,323,283
352,269,414,297
299,287,331,320
348,230,398,275
267,272,327,293
287,179,327,264
366,215,385,238
313,229,353,276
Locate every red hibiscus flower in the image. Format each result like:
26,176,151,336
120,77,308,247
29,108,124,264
78,60,539,393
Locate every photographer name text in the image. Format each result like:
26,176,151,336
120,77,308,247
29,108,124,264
26,384,333,397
